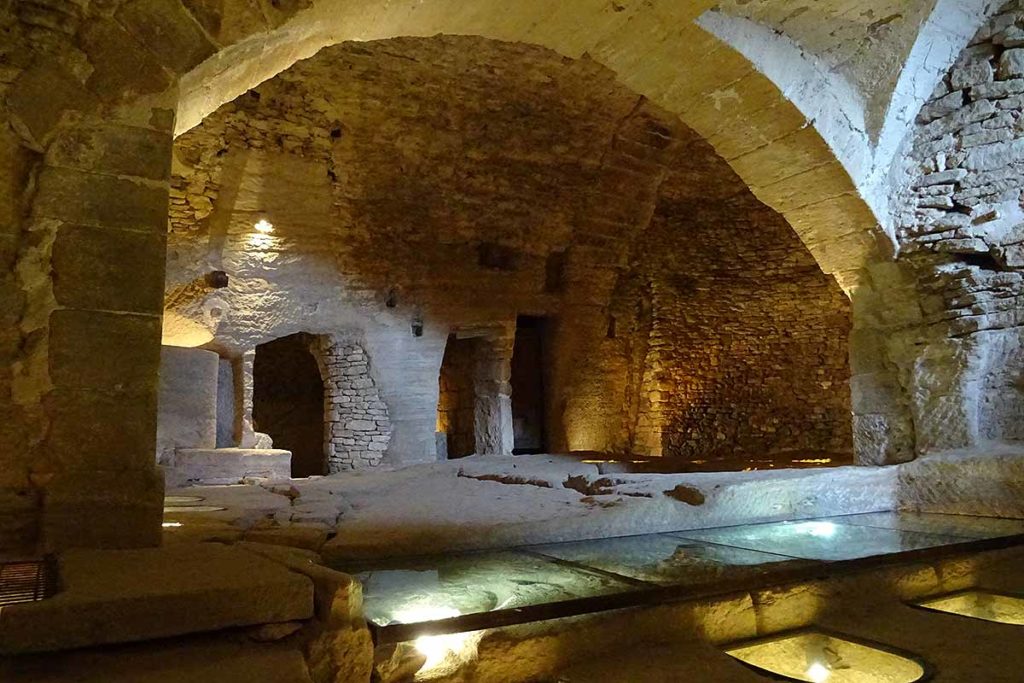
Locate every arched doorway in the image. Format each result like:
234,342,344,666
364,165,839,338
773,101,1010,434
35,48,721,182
252,333,327,477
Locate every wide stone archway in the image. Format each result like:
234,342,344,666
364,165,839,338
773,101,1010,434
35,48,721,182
0,0,987,551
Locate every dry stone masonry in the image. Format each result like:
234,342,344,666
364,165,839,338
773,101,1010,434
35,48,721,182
318,337,391,472
894,1,1024,449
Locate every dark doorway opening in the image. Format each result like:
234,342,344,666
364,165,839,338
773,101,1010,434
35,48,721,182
253,332,327,477
437,334,481,459
512,315,548,454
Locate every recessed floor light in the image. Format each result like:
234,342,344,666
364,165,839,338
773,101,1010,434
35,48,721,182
163,505,227,513
724,629,927,682
914,590,1024,626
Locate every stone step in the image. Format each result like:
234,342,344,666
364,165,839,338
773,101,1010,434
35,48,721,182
0,543,314,654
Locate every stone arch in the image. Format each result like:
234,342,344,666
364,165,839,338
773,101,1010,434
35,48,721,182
173,0,890,286
1,0,954,549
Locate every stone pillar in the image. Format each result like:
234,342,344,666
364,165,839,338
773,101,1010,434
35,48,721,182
847,262,924,466
238,349,272,449
0,0,223,550
156,346,219,465
473,331,514,455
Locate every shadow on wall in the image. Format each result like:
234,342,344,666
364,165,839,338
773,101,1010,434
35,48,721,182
253,333,326,477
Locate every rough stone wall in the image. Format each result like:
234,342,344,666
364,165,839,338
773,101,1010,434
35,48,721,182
894,0,1024,450
619,186,853,461
318,337,391,472
165,36,852,468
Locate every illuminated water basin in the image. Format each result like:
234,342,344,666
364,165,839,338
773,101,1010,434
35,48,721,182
823,512,1024,540
914,590,1024,626
725,630,926,682
354,550,634,628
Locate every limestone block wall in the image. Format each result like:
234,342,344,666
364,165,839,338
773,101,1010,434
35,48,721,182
318,337,392,472
893,1,1024,450
611,156,853,462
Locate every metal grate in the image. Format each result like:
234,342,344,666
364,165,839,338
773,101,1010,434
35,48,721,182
0,557,58,607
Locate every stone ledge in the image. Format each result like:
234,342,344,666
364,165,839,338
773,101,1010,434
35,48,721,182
0,543,314,655
170,448,292,486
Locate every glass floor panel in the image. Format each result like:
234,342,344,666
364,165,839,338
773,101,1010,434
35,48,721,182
914,590,1024,626
672,519,966,562
724,630,926,683
355,550,637,628
527,533,807,586
816,511,1024,540
337,511,1024,638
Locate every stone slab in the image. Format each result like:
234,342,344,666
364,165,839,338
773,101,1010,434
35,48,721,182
319,456,898,563
0,543,314,654
171,448,292,485
898,444,1024,518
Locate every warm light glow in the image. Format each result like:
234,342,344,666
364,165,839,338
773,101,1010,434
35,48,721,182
393,607,474,678
162,522,182,528
807,662,830,682
915,591,1024,625
725,631,925,683
161,311,215,348
254,218,274,233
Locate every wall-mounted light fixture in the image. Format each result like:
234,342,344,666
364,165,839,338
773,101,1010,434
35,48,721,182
254,218,274,233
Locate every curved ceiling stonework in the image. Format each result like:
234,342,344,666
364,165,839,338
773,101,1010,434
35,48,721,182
172,0,900,287
166,36,854,465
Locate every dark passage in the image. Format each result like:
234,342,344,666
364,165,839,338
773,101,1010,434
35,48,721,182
253,332,326,477
437,334,480,459
512,316,548,454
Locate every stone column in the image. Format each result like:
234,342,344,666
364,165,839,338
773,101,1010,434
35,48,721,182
237,349,272,449
0,0,226,550
30,117,173,550
847,262,924,466
473,331,515,455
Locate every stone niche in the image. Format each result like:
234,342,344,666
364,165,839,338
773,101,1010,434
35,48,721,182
436,328,516,459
